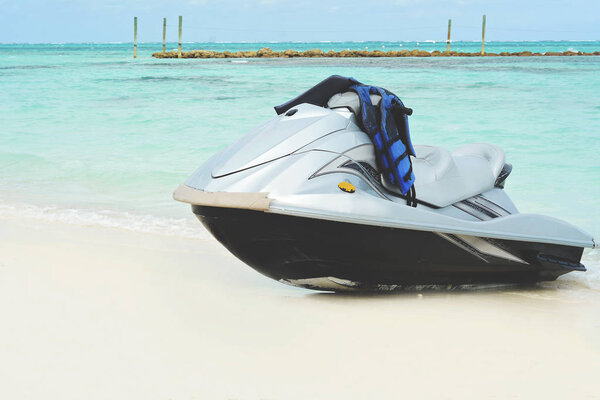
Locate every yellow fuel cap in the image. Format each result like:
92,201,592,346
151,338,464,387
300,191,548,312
338,181,356,193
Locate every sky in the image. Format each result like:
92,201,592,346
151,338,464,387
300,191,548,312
1,0,599,43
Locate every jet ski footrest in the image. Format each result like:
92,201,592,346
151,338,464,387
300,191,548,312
537,254,586,272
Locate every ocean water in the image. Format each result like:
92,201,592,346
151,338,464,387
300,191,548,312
1,42,599,276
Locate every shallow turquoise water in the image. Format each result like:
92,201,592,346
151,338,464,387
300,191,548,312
0,43,599,244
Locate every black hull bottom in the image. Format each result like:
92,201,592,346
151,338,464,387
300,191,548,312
193,206,585,291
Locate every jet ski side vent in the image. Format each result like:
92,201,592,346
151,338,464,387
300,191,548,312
453,195,512,221
342,160,381,182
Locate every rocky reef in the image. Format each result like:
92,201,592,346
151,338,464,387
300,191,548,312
153,47,600,59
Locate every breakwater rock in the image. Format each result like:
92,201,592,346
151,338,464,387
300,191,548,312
153,47,600,59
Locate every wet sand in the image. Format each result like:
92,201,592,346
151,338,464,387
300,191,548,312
1,215,599,399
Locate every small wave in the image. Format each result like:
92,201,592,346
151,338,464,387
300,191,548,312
213,96,238,100
0,65,57,70
101,76,232,84
579,249,600,289
553,249,600,291
0,202,208,240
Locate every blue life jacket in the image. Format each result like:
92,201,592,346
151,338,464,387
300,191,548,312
274,75,417,206
349,84,416,199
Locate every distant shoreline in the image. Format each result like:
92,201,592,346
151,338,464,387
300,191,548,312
153,47,600,59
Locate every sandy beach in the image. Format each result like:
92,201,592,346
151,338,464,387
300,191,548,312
1,214,599,399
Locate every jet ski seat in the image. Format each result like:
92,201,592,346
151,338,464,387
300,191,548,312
404,144,506,207
327,92,506,208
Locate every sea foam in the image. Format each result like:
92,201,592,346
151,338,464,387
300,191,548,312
0,202,208,240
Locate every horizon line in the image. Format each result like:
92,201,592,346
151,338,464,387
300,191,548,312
2,39,600,45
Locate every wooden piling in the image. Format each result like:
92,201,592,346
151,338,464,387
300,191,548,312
133,17,137,58
162,18,166,53
481,14,486,55
178,16,182,59
446,19,452,52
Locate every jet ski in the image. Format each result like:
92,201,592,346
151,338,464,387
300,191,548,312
174,76,596,291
